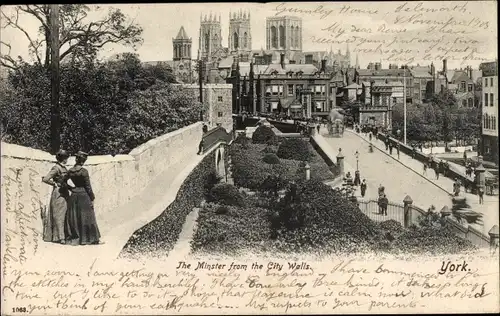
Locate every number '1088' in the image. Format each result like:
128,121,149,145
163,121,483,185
12,307,27,313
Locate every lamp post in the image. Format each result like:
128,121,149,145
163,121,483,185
403,65,407,145
355,150,359,171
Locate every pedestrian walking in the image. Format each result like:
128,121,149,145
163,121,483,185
369,132,372,141
382,194,388,215
396,143,400,159
360,179,367,198
385,139,389,151
433,163,440,180
354,170,361,186
389,143,393,155
423,162,428,176
478,186,484,204
453,179,461,196
378,184,385,197
197,139,204,155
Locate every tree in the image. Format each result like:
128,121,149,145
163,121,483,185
1,57,195,154
0,5,143,70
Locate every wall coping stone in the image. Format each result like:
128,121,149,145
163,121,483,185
2,122,203,165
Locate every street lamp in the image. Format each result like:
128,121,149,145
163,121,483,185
355,150,359,171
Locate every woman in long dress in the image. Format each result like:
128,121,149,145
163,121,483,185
65,151,102,245
41,150,70,243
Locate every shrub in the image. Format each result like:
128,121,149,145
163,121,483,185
191,204,272,255
262,153,280,164
207,183,245,207
252,126,276,144
234,133,250,147
120,150,216,259
262,145,277,154
277,138,313,161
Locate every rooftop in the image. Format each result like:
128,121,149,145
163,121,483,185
175,26,189,40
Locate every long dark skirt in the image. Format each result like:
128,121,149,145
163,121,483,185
65,188,101,245
43,187,68,242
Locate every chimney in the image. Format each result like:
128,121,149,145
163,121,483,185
468,66,473,79
368,62,374,70
430,62,435,76
280,53,285,69
332,61,338,74
443,59,447,74
321,59,326,72
374,62,381,71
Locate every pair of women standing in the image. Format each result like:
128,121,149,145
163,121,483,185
41,150,102,245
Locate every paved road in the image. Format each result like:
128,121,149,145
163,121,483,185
323,131,452,211
319,127,498,236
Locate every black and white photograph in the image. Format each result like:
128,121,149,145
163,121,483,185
1,2,499,314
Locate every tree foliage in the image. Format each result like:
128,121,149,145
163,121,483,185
1,5,143,69
0,53,199,155
392,91,480,145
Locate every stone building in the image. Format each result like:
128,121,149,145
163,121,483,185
356,63,413,104
356,81,394,129
226,54,345,118
480,60,498,164
142,26,197,83
410,65,434,104
175,84,233,132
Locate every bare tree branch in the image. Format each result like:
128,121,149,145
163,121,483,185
1,8,43,65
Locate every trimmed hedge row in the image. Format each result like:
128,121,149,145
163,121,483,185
120,150,218,259
277,138,313,162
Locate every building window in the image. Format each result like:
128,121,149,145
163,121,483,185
393,97,397,104
468,84,473,92
493,116,497,130
462,100,467,107
279,25,285,48
218,96,223,102
485,77,488,87
485,93,488,107
490,93,494,106
460,81,466,91
218,112,223,117
288,84,294,96
270,26,278,49
491,77,494,86
468,98,473,107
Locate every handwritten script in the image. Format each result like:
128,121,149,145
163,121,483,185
2,167,42,278
275,1,495,65
2,256,498,314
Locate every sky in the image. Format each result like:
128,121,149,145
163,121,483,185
0,2,497,70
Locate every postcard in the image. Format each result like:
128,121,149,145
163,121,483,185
1,1,499,315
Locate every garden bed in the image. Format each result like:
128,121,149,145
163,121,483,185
191,179,477,256
230,140,335,191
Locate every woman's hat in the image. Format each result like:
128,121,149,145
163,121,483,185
56,149,69,158
75,151,89,159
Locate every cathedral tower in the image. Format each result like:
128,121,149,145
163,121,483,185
266,16,302,53
229,9,252,56
199,12,223,60
172,26,192,61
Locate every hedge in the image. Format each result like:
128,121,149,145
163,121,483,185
277,138,313,161
252,126,277,144
207,183,245,207
262,153,280,164
120,150,218,259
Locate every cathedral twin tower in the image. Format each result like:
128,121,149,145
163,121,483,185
198,10,252,60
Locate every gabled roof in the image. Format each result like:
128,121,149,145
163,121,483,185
410,66,433,79
451,70,473,83
357,68,409,77
175,26,189,40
